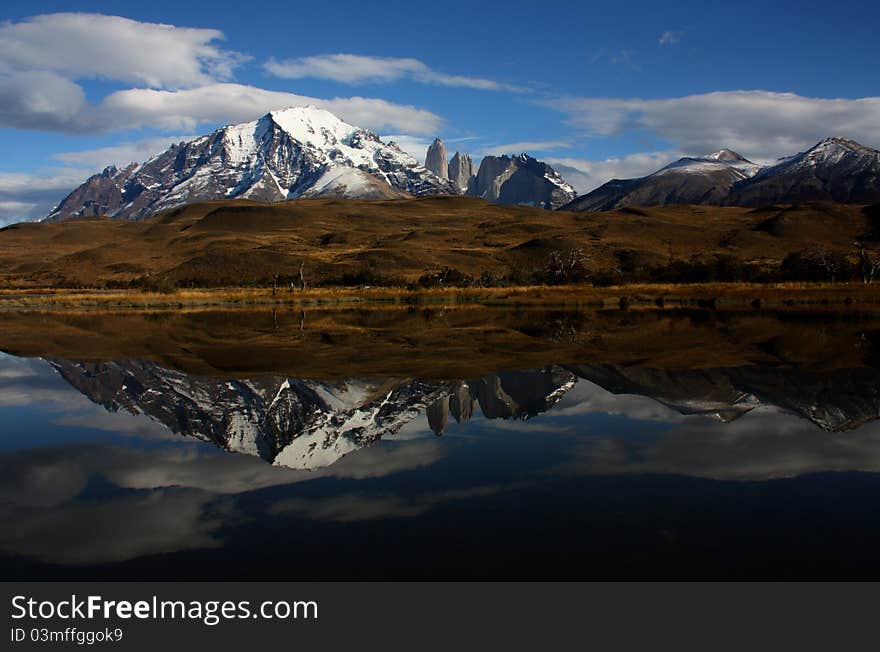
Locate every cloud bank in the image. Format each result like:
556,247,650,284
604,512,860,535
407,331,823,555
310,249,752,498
545,90,880,162
265,53,526,92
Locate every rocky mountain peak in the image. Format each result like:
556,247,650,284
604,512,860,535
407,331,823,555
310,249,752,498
448,151,475,193
468,153,576,209
706,149,750,162
425,138,449,180
727,137,880,206
45,107,458,221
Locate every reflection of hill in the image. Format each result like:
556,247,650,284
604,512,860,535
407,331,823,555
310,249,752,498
6,307,880,379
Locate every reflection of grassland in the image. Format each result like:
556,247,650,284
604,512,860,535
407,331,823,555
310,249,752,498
4,282,880,310
2,305,880,378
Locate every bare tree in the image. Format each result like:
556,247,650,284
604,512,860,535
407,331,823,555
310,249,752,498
857,242,880,283
546,248,591,285
808,246,844,283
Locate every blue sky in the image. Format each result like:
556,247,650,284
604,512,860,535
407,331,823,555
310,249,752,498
1,0,879,223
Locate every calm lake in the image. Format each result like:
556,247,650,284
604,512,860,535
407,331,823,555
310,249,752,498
3,305,880,579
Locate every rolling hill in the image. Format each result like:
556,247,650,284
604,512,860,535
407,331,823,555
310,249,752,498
0,196,876,288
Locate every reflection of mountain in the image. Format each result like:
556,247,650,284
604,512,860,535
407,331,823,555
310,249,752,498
48,359,880,470
48,361,576,469
567,365,880,432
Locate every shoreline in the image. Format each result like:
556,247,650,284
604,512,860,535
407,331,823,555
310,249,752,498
2,282,880,311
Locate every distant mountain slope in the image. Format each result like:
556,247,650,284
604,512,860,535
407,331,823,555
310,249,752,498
561,150,759,211
728,138,880,206
468,153,576,209
562,139,880,211
46,106,454,221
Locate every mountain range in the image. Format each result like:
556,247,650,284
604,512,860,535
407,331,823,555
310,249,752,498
562,137,880,211
45,107,575,221
47,107,452,221
36,105,880,222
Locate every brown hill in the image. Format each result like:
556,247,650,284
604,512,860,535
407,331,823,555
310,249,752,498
0,196,875,288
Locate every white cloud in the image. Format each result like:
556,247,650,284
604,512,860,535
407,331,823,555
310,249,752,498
480,140,573,156
0,71,88,131
265,53,526,92
590,49,640,70
0,13,247,89
52,135,198,169
0,16,446,139
658,30,683,46
544,90,880,161
0,77,444,136
547,150,681,193
382,134,432,164
99,84,443,134
0,168,91,225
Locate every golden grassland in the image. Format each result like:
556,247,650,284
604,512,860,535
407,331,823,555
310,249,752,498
3,281,880,310
1,196,877,291
3,196,880,312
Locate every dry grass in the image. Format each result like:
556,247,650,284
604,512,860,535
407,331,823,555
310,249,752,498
2,282,880,310
1,197,876,291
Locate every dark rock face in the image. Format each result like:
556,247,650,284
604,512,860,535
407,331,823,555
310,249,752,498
727,138,880,206
46,107,457,222
468,154,576,209
45,164,140,219
425,138,449,180
447,151,475,193
561,150,759,212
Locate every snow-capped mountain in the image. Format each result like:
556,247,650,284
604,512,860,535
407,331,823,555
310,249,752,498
561,149,760,211
468,153,576,209
46,106,454,221
561,138,880,211
728,137,880,206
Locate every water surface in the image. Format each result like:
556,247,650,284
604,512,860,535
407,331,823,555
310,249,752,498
3,306,880,579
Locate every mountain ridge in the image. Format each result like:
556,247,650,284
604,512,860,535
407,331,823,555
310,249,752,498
562,138,880,211
46,106,456,221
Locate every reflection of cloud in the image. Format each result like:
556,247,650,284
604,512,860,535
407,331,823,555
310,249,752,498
487,420,574,434
0,357,93,410
550,380,685,423
1,489,228,564
0,436,447,564
269,486,506,522
556,407,880,481
53,411,180,440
